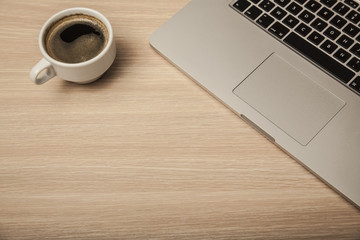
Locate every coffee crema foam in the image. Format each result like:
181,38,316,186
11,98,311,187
45,14,109,63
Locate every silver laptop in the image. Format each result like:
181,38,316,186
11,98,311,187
150,0,360,208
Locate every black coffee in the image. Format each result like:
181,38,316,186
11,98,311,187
45,14,108,63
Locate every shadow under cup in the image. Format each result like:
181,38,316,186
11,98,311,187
44,14,109,64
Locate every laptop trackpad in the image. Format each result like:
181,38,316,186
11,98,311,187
233,53,345,146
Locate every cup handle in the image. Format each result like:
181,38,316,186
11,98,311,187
30,58,56,85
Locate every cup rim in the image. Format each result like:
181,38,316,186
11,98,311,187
39,7,114,68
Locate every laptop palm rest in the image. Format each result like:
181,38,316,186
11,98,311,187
233,53,345,146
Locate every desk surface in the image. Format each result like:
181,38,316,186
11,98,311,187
0,1,359,239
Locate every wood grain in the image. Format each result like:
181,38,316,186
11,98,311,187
0,1,359,239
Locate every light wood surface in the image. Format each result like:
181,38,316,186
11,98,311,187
0,1,359,239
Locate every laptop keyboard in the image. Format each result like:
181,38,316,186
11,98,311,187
231,0,360,95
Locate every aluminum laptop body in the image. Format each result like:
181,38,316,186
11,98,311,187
150,0,360,208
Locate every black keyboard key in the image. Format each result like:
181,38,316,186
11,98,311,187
330,15,347,28
311,18,328,31
337,34,354,48
233,0,251,12
283,15,300,28
344,0,359,9
346,10,360,24
333,2,350,15
295,0,307,4
308,31,325,45
350,43,360,57
284,32,355,83
295,23,312,36
334,48,352,62
317,7,334,20
287,2,303,16
245,5,263,20
299,10,315,23
321,39,338,54
271,7,287,20
268,22,290,38
257,13,275,28
324,26,341,39
250,0,261,3
347,57,360,72
320,0,337,8
259,0,276,12
305,0,322,12
343,23,360,37
274,0,290,7
350,76,360,94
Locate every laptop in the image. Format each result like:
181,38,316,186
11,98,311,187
150,0,360,208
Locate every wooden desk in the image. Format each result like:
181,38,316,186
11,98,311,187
0,1,359,239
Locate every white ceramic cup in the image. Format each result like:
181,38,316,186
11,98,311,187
30,7,116,85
